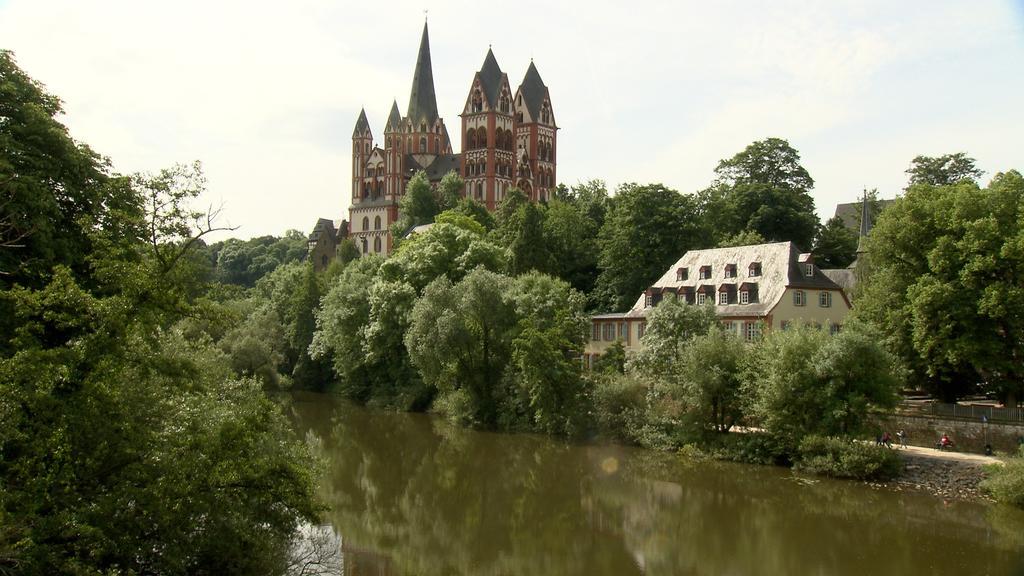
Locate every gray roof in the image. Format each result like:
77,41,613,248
627,241,844,318
833,198,893,232
405,153,461,182
518,61,549,123
406,22,439,125
309,217,337,240
477,48,505,107
352,108,371,138
385,100,403,133
822,268,856,293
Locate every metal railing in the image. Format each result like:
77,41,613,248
900,402,1024,424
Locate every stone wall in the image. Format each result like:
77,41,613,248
876,413,1024,454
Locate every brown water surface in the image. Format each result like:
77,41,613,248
287,392,1024,576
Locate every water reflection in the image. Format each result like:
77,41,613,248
287,393,1024,576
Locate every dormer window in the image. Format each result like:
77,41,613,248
718,291,729,305
724,264,737,278
676,267,688,281
696,291,707,305
804,263,814,277
699,265,711,280
739,283,757,305
749,262,762,277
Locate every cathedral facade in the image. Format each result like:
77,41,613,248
344,22,558,257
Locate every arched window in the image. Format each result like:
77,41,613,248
386,137,391,148
365,143,369,154
476,181,483,200
361,237,368,253
362,216,369,231
373,237,382,252
472,90,483,113
541,103,550,124
374,216,381,230
468,130,477,149
419,136,427,151
420,122,426,132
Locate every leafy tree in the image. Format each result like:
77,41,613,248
714,137,815,192
717,229,767,248
742,322,898,449
382,222,505,292
543,196,603,296
593,183,700,311
289,263,333,390
698,138,819,250
856,171,1024,404
336,237,360,266
0,49,116,287
814,216,858,268
208,231,307,287
508,201,553,275
447,197,495,231
436,170,465,212
592,340,626,374
906,152,984,187
391,171,439,244
676,328,746,433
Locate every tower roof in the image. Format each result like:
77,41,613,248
478,48,504,107
857,191,873,253
385,100,403,132
406,22,439,125
518,61,548,121
352,108,371,138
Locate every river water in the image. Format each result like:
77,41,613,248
287,392,1024,576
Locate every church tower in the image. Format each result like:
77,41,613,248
514,62,557,202
351,108,372,202
404,22,450,157
460,48,515,210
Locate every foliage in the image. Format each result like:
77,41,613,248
543,193,604,297
854,171,1024,403
207,230,308,287
906,152,984,187
406,269,589,433
0,49,115,288
697,138,819,250
390,171,439,246
593,183,700,311
742,322,899,450
716,229,766,248
980,447,1024,509
674,328,746,432
0,62,318,574
436,170,465,212
628,298,718,379
794,435,902,481
814,216,858,268
508,201,553,275
336,237,360,266
447,197,495,231
382,222,506,292
592,340,626,374
590,373,648,443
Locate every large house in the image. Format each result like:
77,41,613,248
584,241,851,366
309,21,558,267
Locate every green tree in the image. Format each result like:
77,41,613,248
717,229,767,248
593,183,700,311
508,201,553,275
676,328,746,433
742,322,898,449
447,197,495,231
336,237,360,266
391,170,439,244
543,195,603,296
856,171,1024,404
814,216,858,268
699,138,819,249
906,152,984,187
436,170,465,212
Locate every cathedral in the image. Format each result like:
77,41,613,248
309,21,558,266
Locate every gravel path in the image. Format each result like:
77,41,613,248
888,445,1004,501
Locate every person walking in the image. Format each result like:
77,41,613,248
896,429,907,449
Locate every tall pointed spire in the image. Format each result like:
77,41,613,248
518,61,548,121
385,100,402,133
407,21,439,125
352,108,370,138
857,190,872,253
477,48,504,107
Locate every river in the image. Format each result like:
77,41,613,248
286,391,1024,576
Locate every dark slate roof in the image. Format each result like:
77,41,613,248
403,153,461,182
352,108,371,138
309,217,337,240
406,22,439,125
833,198,893,232
478,48,504,107
822,269,855,293
623,241,844,317
385,100,403,133
518,61,548,122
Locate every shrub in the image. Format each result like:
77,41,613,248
981,446,1024,509
794,435,901,481
591,374,647,443
700,432,792,466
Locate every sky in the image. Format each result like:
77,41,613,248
2,0,1023,240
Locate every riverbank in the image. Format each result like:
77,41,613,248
884,447,1002,501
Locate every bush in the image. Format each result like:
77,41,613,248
981,447,1024,509
591,374,647,443
699,432,792,466
794,435,901,481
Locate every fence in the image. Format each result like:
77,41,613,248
899,402,1024,424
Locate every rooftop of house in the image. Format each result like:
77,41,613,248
622,241,843,318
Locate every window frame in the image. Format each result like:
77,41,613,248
793,290,805,307
819,291,832,308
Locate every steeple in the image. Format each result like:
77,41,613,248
478,48,504,107
407,21,439,125
857,190,872,254
518,61,549,122
385,100,402,133
352,108,371,138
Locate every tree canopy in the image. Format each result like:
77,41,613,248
906,152,984,187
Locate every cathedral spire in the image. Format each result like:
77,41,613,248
385,100,402,133
352,108,371,138
407,21,439,125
